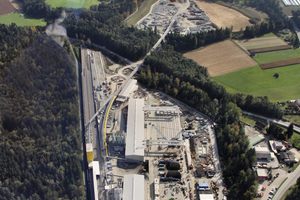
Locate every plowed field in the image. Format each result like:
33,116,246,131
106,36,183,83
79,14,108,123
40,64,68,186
195,0,252,32
260,58,300,69
184,40,257,77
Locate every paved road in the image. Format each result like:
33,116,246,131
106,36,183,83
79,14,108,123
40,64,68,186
273,164,300,200
241,111,300,133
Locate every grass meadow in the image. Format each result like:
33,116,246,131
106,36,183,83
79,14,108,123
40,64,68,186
212,64,300,102
253,48,300,64
45,0,101,8
0,13,46,26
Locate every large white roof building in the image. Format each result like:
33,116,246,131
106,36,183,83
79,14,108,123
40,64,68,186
125,98,145,161
88,161,100,200
123,174,144,200
116,79,138,102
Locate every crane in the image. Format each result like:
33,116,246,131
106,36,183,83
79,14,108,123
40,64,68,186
152,124,167,140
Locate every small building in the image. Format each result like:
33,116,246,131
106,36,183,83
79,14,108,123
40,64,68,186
282,29,290,34
274,141,283,150
199,194,214,200
123,174,144,200
255,147,271,160
256,168,268,180
249,135,265,148
198,182,209,189
280,151,295,162
294,99,300,106
86,143,93,162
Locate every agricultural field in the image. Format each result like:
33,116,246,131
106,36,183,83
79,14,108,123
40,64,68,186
236,36,288,49
253,47,300,68
0,0,16,16
0,13,46,26
212,64,300,102
45,0,100,8
126,0,158,26
184,40,257,77
248,45,291,53
195,0,253,31
260,57,300,69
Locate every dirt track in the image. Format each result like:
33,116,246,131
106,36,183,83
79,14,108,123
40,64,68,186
0,0,16,16
184,40,257,77
195,0,252,32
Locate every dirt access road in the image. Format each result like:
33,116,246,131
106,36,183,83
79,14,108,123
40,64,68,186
195,0,252,32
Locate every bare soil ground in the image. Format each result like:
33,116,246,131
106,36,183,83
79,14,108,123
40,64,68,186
260,58,300,69
236,36,287,49
248,45,292,53
0,0,16,15
195,0,252,32
9,0,22,10
184,40,257,77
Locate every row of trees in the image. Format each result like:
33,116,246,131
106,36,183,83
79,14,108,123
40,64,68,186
0,35,84,199
138,45,260,199
165,27,232,52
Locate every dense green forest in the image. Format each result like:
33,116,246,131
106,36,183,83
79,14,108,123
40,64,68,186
138,44,285,199
0,35,84,199
0,24,41,81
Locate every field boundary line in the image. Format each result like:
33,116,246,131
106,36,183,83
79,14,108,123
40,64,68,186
231,39,250,55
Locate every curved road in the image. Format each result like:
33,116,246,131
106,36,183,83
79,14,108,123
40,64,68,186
273,164,300,200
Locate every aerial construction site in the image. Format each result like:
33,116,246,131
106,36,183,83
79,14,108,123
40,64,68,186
81,46,224,200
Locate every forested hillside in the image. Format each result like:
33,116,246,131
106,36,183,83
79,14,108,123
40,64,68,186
0,24,41,81
0,35,84,199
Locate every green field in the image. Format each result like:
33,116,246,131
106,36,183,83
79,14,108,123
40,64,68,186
45,0,100,8
212,64,300,102
253,48,300,64
125,0,158,26
0,13,46,26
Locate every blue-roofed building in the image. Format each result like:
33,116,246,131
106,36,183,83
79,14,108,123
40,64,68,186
198,182,209,189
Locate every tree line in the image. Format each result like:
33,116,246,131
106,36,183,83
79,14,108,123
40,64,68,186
165,27,232,52
0,34,84,200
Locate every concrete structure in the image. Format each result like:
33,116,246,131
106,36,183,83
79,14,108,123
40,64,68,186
125,99,145,161
88,161,100,200
199,194,214,200
255,147,271,160
116,79,138,102
123,174,144,200
257,168,268,180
